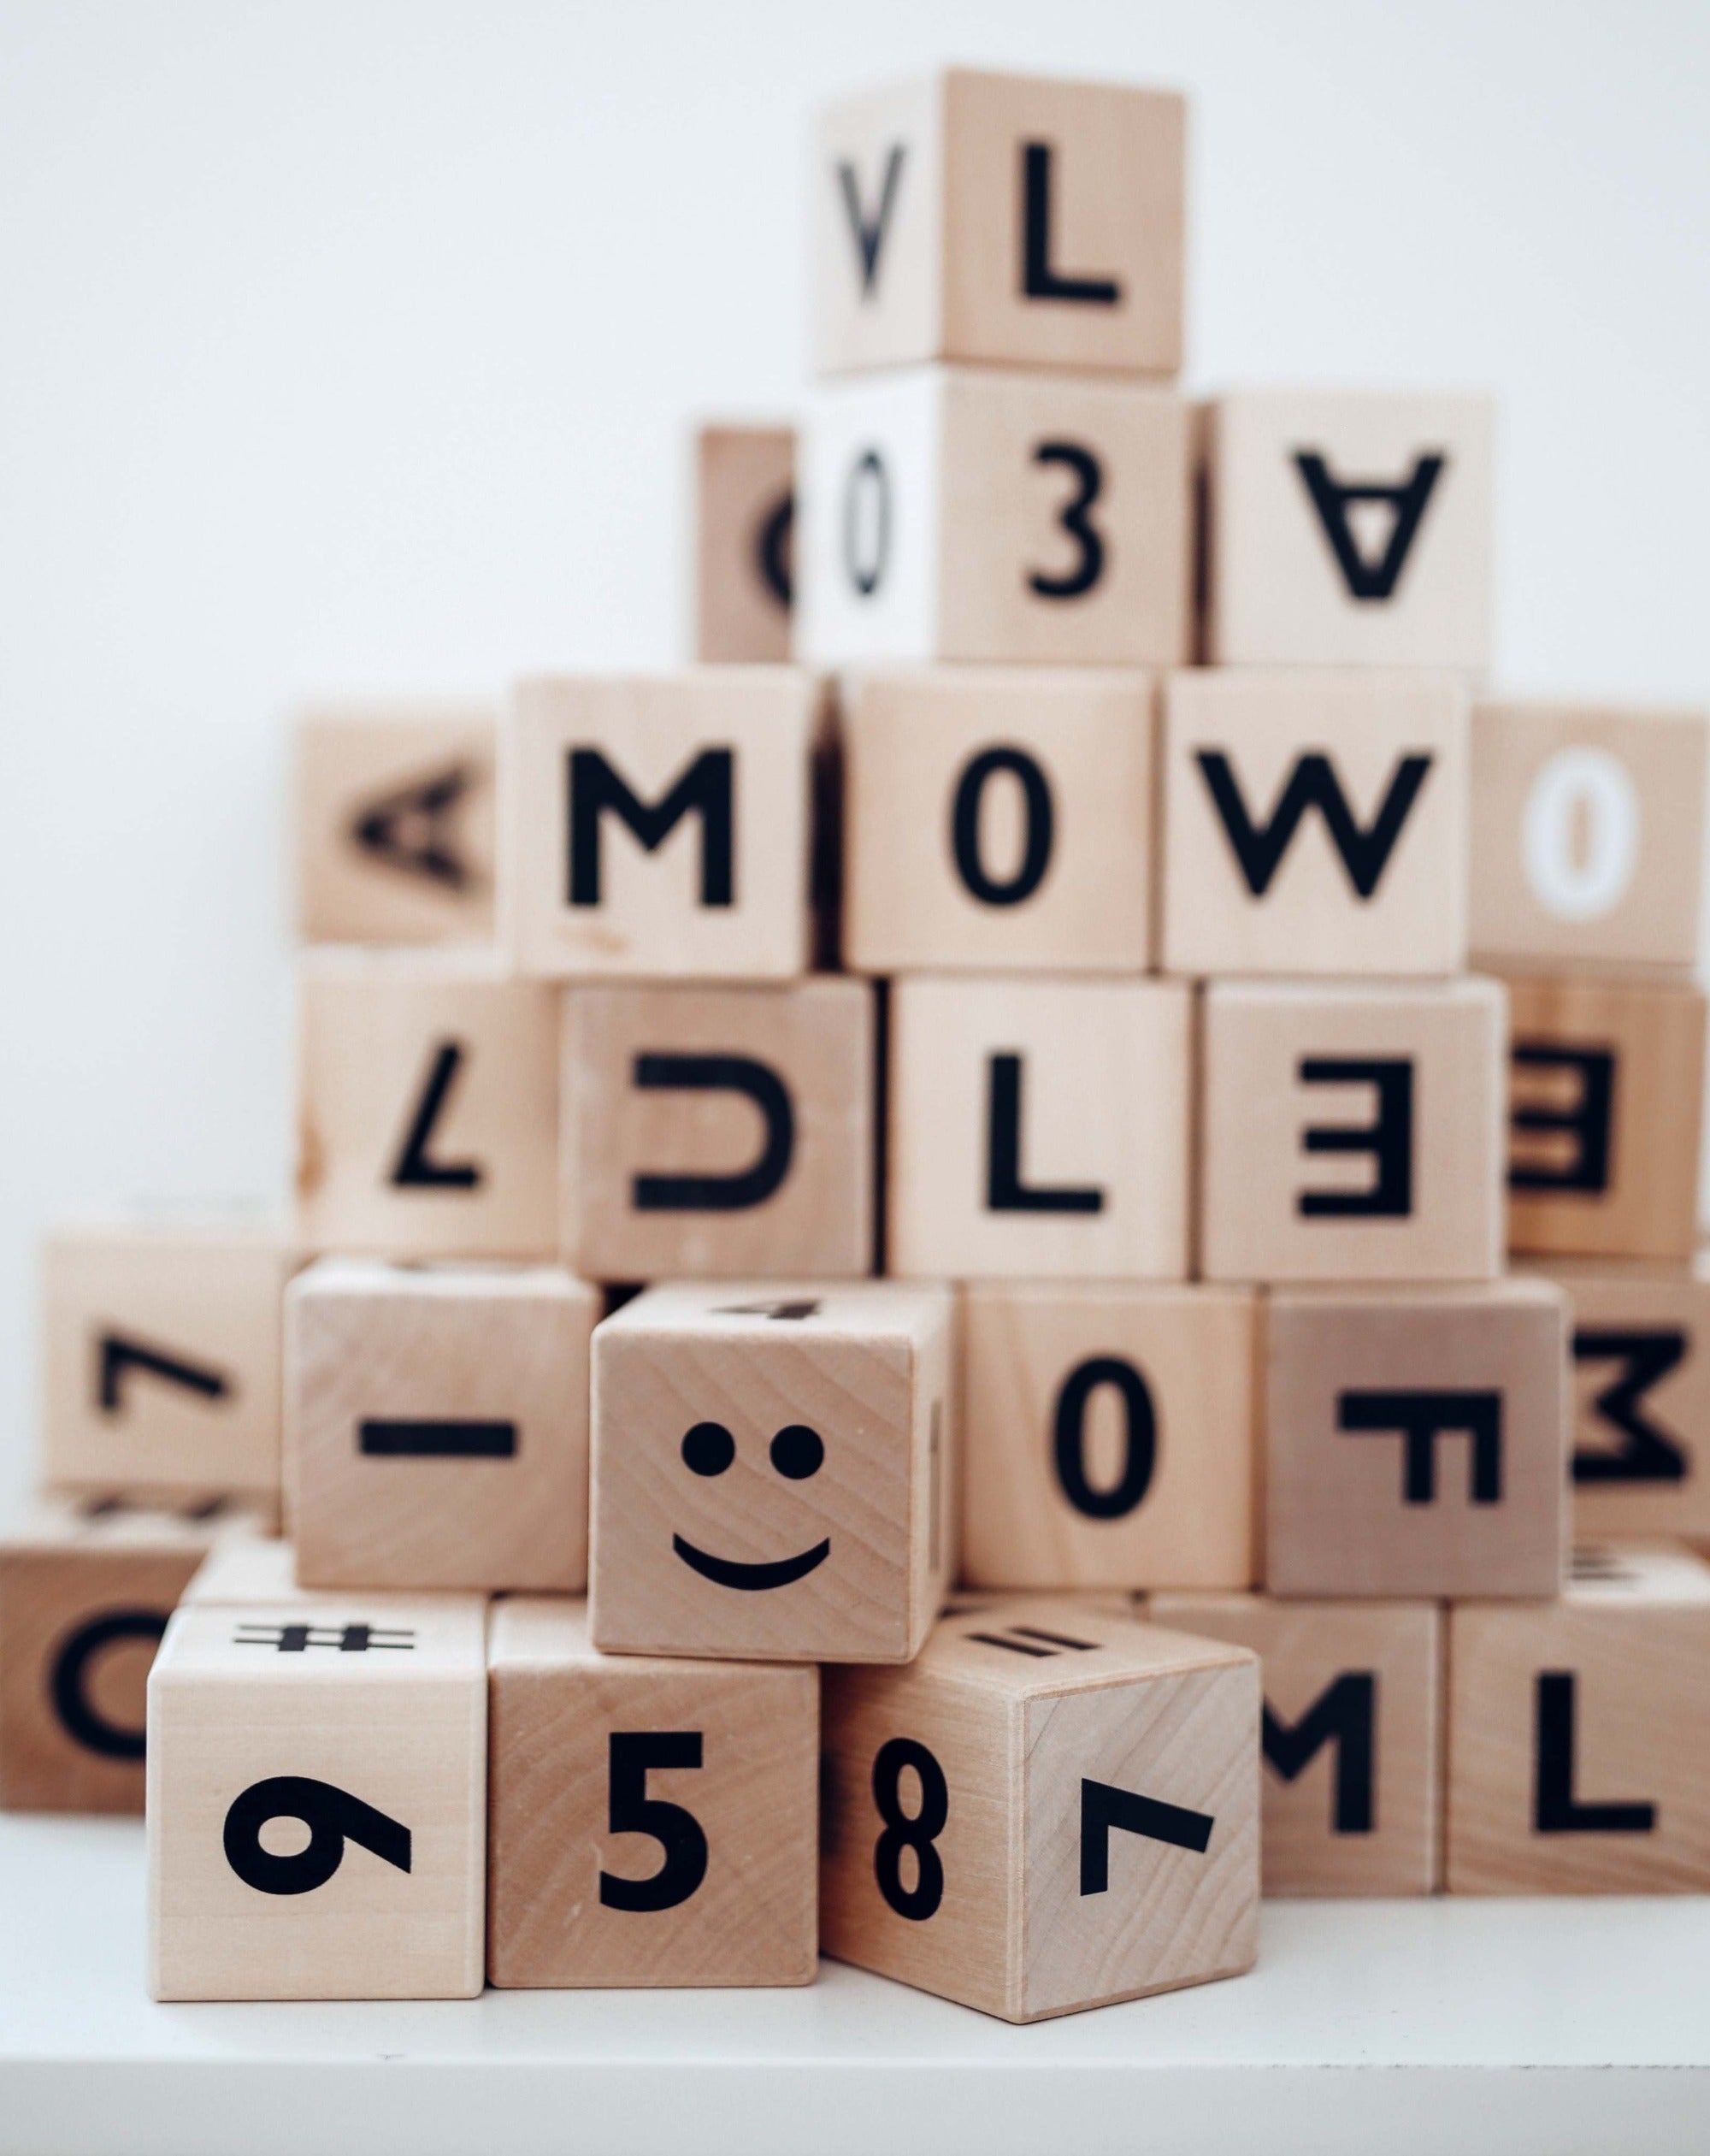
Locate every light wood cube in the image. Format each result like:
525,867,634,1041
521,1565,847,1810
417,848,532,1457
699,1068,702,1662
181,1536,410,1610
821,1597,1258,2022
1200,978,1507,1283
487,1598,817,1988
590,1281,952,1664
695,425,794,663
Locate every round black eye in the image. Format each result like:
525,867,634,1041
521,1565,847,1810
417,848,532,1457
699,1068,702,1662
770,1424,823,1480
681,1421,735,1476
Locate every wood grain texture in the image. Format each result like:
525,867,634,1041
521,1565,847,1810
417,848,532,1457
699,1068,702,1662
695,426,795,664
180,1535,466,1616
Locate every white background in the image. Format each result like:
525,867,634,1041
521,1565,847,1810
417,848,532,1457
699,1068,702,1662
2,1,1707,1518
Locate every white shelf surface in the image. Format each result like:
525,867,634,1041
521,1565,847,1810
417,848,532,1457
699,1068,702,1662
3,1816,1707,2156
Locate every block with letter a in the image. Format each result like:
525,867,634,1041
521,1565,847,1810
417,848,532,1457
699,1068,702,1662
694,425,796,664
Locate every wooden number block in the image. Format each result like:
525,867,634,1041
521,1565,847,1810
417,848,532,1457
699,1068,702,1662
1448,1543,1710,1893
841,667,1156,974
295,949,558,1258
1200,978,1507,1283
294,703,495,945
1265,1279,1568,1598
286,1259,595,1592
502,670,816,980
562,979,874,1280
888,976,1192,1280
487,1598,817,1988
1206,390,1495,670
1160,670,1470,978
821,1598,1258,2022
1505,972,1707,1261
798,367,1191,669
695,426,794,663
960,1284,1258,1590
590,1281,952,1663
1149,1592,1440,1896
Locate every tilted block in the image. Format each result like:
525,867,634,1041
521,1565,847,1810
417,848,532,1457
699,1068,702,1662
695,425,795,664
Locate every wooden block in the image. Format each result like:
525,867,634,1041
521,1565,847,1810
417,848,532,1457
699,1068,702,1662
1265,1279,1568,1598
286,1259,595,1593
820,1597,1258,2022
562,979,874,1280
943,1587,1137,1620
1505,972,1707,1261
293,702,496,945
1149,1592,1440,1896
502,670,816,980
960,1283,1258,1591
486,1598,817,1987
1200,978,1507,1283
590,1281,952,1664
887,976,1192,1281
1469,700,1709,974
1447,1542,1710,1893
840,666,1156,974
1160,669,1470,978
1206,390,1495,670
295,949,558,1258
695,426,794,663
798,367,1192,668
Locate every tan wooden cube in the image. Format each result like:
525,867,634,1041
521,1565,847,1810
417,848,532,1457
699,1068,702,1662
1448,1543,1710,1893
147,1593,487,1999
590,1281,952,1664
562,979,875,1281
695,425,794,664
487,1598,817,1988
1200,978,1507,1283
179,1536,442,1613
1160,669,1469,978
960,1284,1258,1592
821,1597,1258,2023
798,367,1191,669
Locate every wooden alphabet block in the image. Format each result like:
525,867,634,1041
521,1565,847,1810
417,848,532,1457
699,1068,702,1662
295,949,558,1258
821,1597,1258,2022
1447,1543,1710,1893
562,979,875,1280
695,425,795,663
1265,1279,1568,1598
840,667,1156,974
286,1259,595,1592
487,1598,817,1987
1160,670,1469,977
1200,978,1507,1283
1504,972,1707,1261
502,670,816,980
887,976,1192,1280
798,367,1191,668
1205,390,1495,670
960,1284,1258,1591
590,1281,952,1663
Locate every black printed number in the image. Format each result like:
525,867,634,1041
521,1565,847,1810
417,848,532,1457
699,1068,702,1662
599,1731,709,1913
1029,440,1105,600
842,448,890,597
872,1736,947,1922
223,1775,412,1896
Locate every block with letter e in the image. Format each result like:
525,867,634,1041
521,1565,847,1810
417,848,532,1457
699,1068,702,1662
695,424,795,664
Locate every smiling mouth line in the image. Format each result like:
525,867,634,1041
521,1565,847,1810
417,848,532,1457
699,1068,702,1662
670,1533,831,1592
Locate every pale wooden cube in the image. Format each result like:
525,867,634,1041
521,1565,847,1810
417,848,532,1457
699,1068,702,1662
562,979,874,1280
590,1281,952,1664
695,425,795,664
798,366,1191,669
180,1535,444,1613
821,1597,1258,2023
1200,978,1507,1283
487,1598,817,1988
147,1594,487,1999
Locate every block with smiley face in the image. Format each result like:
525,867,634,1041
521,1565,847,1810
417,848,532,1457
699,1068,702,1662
589,1282,954,1663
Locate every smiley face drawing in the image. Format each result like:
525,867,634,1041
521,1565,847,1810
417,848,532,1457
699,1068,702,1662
671,1419,831,1590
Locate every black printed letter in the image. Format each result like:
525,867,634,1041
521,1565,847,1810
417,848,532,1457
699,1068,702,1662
1297,1057,1413,1218
986,1054,1103,1214
1338,1389,1503,1504
631,1054,793,1212
1021,143,1121,305
568,747,734,908
1535,1673,1655,1834
1263,1673,1376,1834
1509,1044,1615,1195
950,747,1053,906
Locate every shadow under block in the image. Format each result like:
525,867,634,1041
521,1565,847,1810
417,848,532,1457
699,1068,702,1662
695,425,795,664
486,1599,817,1988
293,702,496,945
502,670,816,980
1200,978,1507,1284
1447,1543,1710,1893
1504,972,1707,1262
820,1598,1258,2023
814,68,1184,379
561,979,874,1280
286,1260,595,1593
1159,670,1470,978
887,976,1192,1281
1205,390,1495,670
960,1284,1257,1591
294,949,559,1259
589,1281,953,1663
1149,1592,1441,1897
798,367,1191,669
840,667,1156,974
1265,1279,1568,1599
